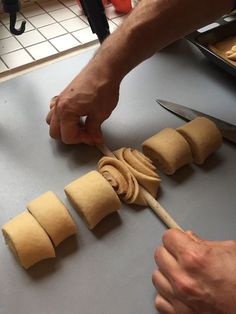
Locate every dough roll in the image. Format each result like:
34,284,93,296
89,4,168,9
98,156,147,206
2,211,55,269
177,117,223,165
114,147,161,198
27,191,77,246
64,171,121,229
142,128,193,175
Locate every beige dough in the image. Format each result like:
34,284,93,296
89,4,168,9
2,211,55,269
227,52,236,61
177,117,223,165
64,171,121,229
114,147,161,198
27,191,77,246
142,128,193,175
98,156,147,206
209,36,236,67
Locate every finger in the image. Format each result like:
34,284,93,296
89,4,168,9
46,108,54,125
154,246,179,280
155,294,176,314
50,96,58,109
49,110,61,139
152,269,175,301
162,229,198,259
60,118,93,145
85,114,106,143
172,298,195,314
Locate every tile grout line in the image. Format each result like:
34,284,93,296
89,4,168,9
33,0,83,50
0,1,122,74
0,56,9,69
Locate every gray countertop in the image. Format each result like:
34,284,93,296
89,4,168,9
0,39,235,314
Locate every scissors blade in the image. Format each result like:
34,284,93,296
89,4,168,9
156,99,236,144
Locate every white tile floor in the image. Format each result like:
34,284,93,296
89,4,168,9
0,1,126,74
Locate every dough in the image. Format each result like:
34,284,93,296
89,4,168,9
209,36,236,67
114,147,161,197
2,211,55,269
142,128,193,175
177,117,223,165
64,171,121,229
98,156,147,206
27,191,77,246
228,52,236,61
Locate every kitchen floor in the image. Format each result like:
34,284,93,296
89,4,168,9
0,0,126,76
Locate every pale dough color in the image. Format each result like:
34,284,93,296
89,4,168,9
114,148,161,198
142,128,193,175
27,191,77,246
177,117,223,165
2,211,55,269
209,36,236,67
64,171,121,229
98,156,147,206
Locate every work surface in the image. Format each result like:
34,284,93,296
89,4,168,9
0,40,235,314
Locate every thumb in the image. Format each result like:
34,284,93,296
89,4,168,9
85,114,105,144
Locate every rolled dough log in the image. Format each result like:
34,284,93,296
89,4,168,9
27,191,77,246
114,148,161,198
64,171,121,229
2,211,55,269
177,117,223,165
98,156,147,206
142,128,193,175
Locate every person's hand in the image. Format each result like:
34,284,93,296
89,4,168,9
46,61,120,144
152,229,236,314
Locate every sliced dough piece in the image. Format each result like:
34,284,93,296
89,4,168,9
64,171,121,229
177,117,223,165
114,147,161,198
142,128,193,175
2,211,55,269
27,191,77,246
98,156,147,206
228,52,236,61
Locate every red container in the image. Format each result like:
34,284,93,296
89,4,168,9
111,0,132,13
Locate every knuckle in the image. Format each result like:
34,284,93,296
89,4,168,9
174,275,198,299
181,247,208,270
57,98,71,117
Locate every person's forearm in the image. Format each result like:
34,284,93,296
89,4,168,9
91,0,235,81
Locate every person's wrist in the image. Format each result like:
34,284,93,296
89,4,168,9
91,54,124,85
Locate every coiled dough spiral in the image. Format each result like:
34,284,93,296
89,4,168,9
98,148,160,206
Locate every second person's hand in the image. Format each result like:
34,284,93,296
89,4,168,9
152,229,236,314
46,60,120,145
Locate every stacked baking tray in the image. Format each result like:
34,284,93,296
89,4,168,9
187,18,236,78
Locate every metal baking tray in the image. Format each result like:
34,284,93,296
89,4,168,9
187,18,236,78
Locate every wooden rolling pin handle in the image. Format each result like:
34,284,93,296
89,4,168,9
96,143,116,158
97,142,183,231
140,186,183,231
